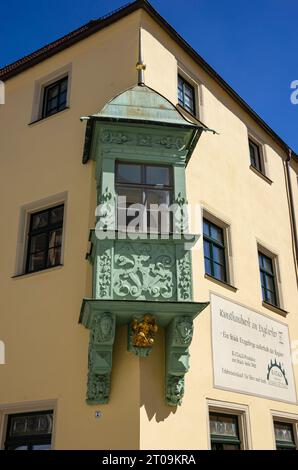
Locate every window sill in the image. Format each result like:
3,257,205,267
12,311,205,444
28,107,70,126
12,264,63,279
249,165,273,185
262,301,288,317
204,273,238,292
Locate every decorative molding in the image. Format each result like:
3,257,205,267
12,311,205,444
113,243,176,301
96,248,112,299
176,248,192,301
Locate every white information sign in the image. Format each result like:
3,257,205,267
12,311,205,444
211,293,297,403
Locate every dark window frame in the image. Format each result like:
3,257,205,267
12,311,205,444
25,204,64,274
210,412,242,450
258,251,279,307
178,74,196,115
42,76,68,119
249,138,264,174
115,162,173,233
203,218,228,283
274,421,297,450
4,410,53,450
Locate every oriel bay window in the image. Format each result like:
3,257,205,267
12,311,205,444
26,204,64,273
4,411,53,450
203,219,227,282
209,413,242,450
115,162,172,233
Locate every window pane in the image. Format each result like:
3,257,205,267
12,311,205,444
146,189,169,207
47,246,61,267
28,252,46,272
203,220,210,236
203,240,211,258
210,414,239,438
60,79,68,92
145,166,170,186
213,245,225,265
10,413,52,437
49,229,62,249
50,206,64,225
274,422,295,444
29,233,48,253
263,256,273,274
204,257,212,276
116,164,141,184
213,262,226,281
210,224,223,243
47,86,58,99
32,212,48,230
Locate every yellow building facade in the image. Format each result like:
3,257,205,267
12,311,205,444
0,0,297,450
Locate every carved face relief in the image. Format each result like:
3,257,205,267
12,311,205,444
167,376,184,405
176,318,193,345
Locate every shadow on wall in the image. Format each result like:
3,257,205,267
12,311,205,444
139,328,176,422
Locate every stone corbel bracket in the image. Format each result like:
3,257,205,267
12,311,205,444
166,316,194,406
86,312,116,404
79,299,209,405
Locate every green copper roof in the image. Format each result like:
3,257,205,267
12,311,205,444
91,85,196,126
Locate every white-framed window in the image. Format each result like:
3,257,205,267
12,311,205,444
207,400,251,450
247,132,271,182
257,242,285,313
177,66,201,118
0,400,56,450
202,209,235,288
271,411,298,450
31,64,72,123
14,192,67,276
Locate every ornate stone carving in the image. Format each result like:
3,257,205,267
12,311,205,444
113,243,175,300
96,187,115,232
91,313,115,344
128,314,158,357
173,192,188,233
159,136,184,150
87,372,110,404
97,249,112,299
166,375,185,406
101,131,130,144
137,134,153,146
174,317,193,346
176,250,192,301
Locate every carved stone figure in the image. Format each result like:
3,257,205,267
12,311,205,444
87,373,110,403
166,375,185,406
92,313,114,344
131,314,158,348
175,317,193,345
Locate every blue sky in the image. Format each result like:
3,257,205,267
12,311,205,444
1,0,297,151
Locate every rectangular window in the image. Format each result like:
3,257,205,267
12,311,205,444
209,413,241,450
4,411,53,450
274,421,297,450
258,251,278,306
249,138,263,173
178,75,195,114
26,204,64,273
203,219,227,282
42,76,68,118
115,162,172,233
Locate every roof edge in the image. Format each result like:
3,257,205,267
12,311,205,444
0,0,297,161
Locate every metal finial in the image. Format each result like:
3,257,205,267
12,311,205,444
136,27,146,85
